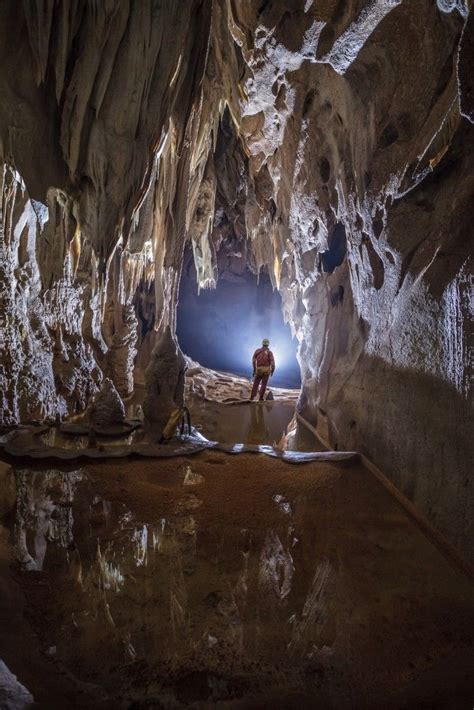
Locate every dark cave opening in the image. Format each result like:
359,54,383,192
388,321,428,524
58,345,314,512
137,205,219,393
321,222,347,273
177,248,301,389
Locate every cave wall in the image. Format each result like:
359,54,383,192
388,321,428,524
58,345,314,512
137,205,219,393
0,0,213,415
220,0,473,561
0,165,103,423
0,0,472,560
257,1,473,559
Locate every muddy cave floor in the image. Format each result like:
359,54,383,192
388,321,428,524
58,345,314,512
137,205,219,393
0,379,473,708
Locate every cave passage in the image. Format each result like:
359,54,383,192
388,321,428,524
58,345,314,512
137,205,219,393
177,250,301,389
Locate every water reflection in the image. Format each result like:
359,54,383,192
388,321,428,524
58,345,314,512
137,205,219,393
40,428,140,450
3,463,472,708
6,467,338,703
247,402,271,444
13,468,82,571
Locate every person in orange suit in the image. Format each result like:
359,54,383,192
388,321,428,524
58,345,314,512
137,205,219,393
250,338,275,401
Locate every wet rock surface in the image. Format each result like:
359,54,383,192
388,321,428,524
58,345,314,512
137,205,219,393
0,456,473,708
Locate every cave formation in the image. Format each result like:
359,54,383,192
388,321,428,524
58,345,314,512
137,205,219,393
176,243,301,387
0,0,473,707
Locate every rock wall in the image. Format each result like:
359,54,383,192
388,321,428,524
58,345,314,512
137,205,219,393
0,1,472,559
232,0,473,562
0,0,213,413
0,166,103,425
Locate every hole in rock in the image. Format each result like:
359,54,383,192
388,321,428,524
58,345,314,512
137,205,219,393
379,123,399,148
320,222,347,273
362,237,385,290
320,157,331,183
302,89,316,117
373,212,384,238
275,83,287,112
330,284,344,307
177,247,301,389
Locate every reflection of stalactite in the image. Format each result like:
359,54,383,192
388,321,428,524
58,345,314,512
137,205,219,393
289,559,332,654
97,540,124,592
258,529,294,602
132,525,148,567
13,469,82,572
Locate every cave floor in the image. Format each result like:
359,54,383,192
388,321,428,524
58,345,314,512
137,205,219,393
1,367,311,461
185,395,307,449
171,363,304,448
0,452,473,709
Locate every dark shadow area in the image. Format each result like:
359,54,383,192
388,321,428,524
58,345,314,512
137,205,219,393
177,248,301,388
321,222,347,273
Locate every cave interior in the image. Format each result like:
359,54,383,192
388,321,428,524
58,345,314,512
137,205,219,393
0,0,473,707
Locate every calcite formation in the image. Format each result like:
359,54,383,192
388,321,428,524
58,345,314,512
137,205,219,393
89,378,125,429
0,1,472,562
143,326,186,431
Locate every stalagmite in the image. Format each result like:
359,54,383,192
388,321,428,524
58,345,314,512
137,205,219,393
89,378,126,430
143,326,186,433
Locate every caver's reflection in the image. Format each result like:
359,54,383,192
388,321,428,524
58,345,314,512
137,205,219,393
247,401,273,444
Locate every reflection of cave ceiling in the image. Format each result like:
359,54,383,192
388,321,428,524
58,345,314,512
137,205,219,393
0,1,472,561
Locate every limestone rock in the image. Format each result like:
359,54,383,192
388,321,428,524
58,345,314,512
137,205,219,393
89,378,125,429
143,327,186,431
0,660,34,709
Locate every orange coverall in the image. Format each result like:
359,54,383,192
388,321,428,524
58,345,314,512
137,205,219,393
250,347,275,400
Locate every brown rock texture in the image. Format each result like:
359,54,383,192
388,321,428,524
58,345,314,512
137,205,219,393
0,0,472,562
